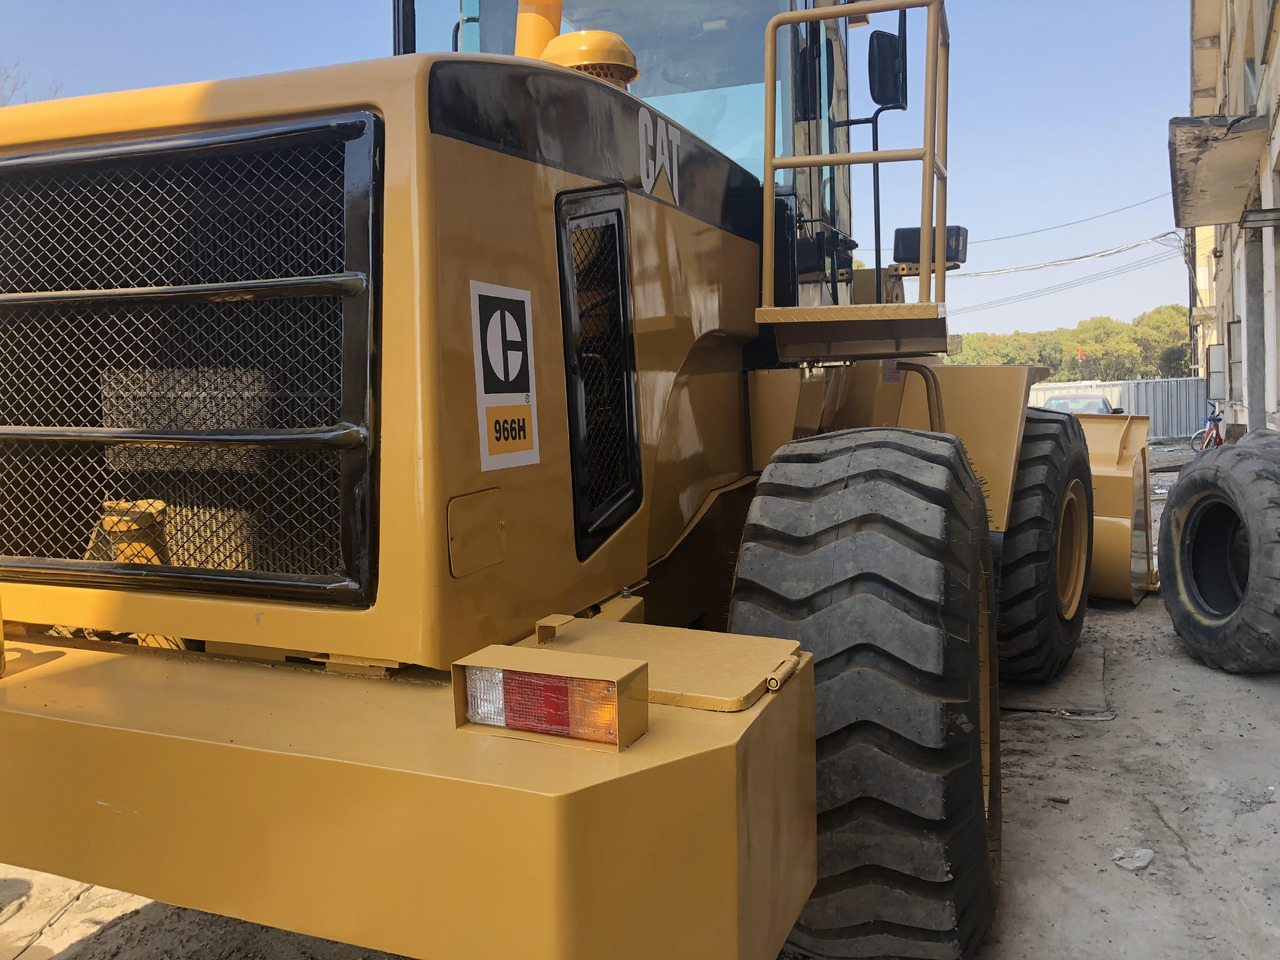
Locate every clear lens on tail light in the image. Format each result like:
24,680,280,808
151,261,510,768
465,666,505,726
453,643,647,750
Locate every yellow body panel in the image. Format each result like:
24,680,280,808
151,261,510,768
1076,414,1158,603
517,616,800,712
0,56,444,665
630,197,759,561
0,54,756,668
0,629,814,960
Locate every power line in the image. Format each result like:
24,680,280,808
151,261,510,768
870,192,1173,253
949,232,1181,279
948,250,1182,316
968,192,1172,244
948,250,1183,317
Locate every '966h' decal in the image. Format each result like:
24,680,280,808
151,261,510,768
471,281,539,471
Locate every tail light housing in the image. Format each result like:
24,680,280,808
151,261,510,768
453,643,648,750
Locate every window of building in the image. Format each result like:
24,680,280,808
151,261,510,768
1229,321,1243,401
1208,344,1227,401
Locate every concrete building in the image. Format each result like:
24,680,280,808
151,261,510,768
1171,0,1280,429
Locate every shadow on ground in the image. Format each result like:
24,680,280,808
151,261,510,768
13,900,406,960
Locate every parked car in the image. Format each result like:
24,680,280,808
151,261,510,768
1044,393,1124,415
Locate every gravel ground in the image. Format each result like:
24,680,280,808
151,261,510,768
3,482,1278,960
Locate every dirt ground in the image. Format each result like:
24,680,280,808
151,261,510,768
981,595,1280,960
3,489,1279,960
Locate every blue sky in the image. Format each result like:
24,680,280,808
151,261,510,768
5,0,1189,335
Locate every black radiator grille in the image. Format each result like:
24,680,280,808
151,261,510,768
0,114,378,604
557,189,642,560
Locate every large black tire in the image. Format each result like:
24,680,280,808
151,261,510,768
1158,441,1280,672
996,409,1094,683
729,429,1000,960
1237,426,1280,450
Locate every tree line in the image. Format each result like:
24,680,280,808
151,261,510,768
946,304,1191,382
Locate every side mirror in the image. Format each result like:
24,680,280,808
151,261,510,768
868,29,907,108
1112,408,1125,415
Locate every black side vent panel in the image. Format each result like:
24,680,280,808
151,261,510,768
0,114,380,605
557,189,642,560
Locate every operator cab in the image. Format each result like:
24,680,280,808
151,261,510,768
457,0,939,311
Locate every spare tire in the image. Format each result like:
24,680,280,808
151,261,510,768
996,409,1094,682
1158,442,1280,672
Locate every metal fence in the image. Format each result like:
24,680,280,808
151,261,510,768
1026,378,1207,440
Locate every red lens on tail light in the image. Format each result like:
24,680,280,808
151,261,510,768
502,671,571,737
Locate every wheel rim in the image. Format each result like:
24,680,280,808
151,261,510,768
1184,496,1250,617
1056,479,1088,620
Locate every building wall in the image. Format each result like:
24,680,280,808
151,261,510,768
1192,0,1280,429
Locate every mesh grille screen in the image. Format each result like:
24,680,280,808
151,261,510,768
0,119,374,600
569,222,630,513
0,140,346,293
0,442,344,575
0,299,344,430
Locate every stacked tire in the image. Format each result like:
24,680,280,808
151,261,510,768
1159,429,1280,672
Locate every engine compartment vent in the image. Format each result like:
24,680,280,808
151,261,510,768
556,187,642,560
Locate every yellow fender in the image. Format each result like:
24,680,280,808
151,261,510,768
1075,414,1159,603
747,365,1160,605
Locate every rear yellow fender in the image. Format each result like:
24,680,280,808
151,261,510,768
1075,413,1159,603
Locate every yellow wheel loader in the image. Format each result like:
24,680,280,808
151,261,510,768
0,1,1149,958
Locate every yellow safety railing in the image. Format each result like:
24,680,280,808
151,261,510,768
762,0,951,309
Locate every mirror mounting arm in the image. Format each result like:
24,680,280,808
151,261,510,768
835,103,905,305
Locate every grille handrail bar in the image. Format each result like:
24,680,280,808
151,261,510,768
0,424,367,448
0,555,362,598
0,273,368,307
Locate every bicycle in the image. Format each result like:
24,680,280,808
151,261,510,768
1190,400,1225,453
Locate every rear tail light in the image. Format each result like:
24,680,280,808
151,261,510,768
453,642,648,750
465,667,620,744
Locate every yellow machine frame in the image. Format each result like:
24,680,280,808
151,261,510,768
0,42,816,960
0,2,1152,958
0,620,814,960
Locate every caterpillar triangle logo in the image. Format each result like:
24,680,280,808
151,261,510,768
638,106,681,207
